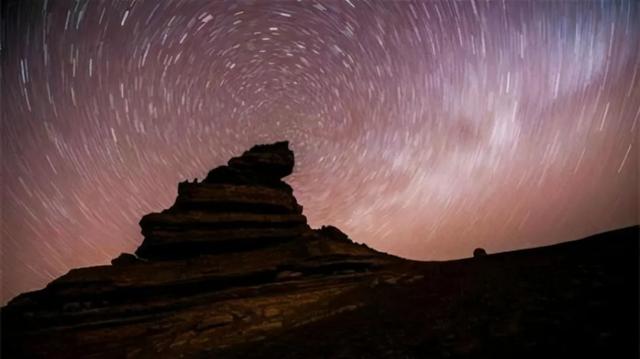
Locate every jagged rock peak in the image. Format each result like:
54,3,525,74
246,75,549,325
204,141,294,185
135,141,305,260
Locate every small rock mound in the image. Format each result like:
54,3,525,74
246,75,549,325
314,225,352,243
110,253,139,266
473,248,487,257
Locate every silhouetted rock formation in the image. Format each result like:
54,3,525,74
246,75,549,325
473,248,487,257
136,142,307,260
1,142,638,359
202,141,294,190
1,141,396,358
110,253,139,266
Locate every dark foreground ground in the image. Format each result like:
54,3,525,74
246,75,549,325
215,226,639,358
3,226,637,358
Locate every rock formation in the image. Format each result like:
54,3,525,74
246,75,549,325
1,141,400,358
135,141,307,259
473,248,487,257
1,141,638,358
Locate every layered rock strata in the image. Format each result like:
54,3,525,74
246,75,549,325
1,141,397,358
135,142,307,259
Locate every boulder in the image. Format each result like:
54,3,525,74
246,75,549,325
473,248,487,257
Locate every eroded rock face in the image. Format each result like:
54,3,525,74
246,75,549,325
136,141,305,260
203,141,294,189
1,141,397,358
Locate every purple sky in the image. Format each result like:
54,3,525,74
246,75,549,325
2,0,638,304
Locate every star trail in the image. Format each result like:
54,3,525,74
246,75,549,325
2,0,638,304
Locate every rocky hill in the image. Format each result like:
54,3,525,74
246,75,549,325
1,142,638,358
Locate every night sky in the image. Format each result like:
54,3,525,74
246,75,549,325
2,0,638,304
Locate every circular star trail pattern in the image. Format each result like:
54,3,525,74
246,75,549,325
2,1,638,304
